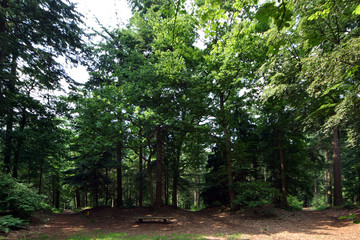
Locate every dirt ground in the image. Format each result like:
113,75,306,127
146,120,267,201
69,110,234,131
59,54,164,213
5,206,360,240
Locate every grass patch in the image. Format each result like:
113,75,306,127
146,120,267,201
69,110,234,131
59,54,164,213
19,233,57,240
38,234,54,239
68,232,126,240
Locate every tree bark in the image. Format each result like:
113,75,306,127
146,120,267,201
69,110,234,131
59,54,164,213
55,189,60,209
81,191,86,207
324,151,332,206
138,145,143,207
172,136,183,207
147,150,154,205
172,170,179,207
76,190,81,209
94,170,99,207
164,162,169,205
278,130,289,207
219,93,235,209
13,108,27,178
3,54,17,174
357,170,360,205
155,126,163,207
116,141,123,207
38,161,43,194
105,167,109,205
332,126,343,206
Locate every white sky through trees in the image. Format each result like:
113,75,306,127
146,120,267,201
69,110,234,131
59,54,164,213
65,0,132,86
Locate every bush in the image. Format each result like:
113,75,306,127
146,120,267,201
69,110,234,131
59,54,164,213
287,195,303,211
311,195,328,210
0,215,28,234
234,181,279,208
0,173,44,218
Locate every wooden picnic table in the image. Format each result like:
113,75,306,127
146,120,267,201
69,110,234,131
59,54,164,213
134,216,173,223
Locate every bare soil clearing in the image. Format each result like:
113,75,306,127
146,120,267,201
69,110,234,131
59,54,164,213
6,206,360,240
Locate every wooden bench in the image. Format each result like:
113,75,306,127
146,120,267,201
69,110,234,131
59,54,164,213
135,216,173,223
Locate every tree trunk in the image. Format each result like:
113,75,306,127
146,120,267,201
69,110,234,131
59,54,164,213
13,108,27,178
155,126,163,207
76,190,81,209
85,191,88,207
3,54,17,174
278,130,289,207
172,137,183,207
55,190,60,209
94,170,99,207
147,153,154,205
324,151,332,206
357,170,360,205
219,93,235,209
164,165,169,205
38,163,43,194
313,177,317,196
105,168,109,206
332,126,343,206
81,191,86,207
172,170,179,207
196,176,201,208
252,157,259,180
116,141,123,207
138,145,143,207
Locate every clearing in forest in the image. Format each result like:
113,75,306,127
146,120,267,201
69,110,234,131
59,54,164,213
6,206,360,240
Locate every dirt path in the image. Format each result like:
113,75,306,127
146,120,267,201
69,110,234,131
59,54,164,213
6,206,360,239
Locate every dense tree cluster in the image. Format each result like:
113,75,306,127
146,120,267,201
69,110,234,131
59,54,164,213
1,0,360,229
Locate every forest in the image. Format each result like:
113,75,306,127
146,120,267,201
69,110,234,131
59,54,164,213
1,0,360,234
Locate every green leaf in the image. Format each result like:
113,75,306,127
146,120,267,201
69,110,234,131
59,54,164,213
320,83,342,97
255,3,275,23
211,23,218,31
318,103,337,110
353,4,360,15
353,220,360,224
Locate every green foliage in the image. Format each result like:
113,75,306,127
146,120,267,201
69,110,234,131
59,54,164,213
287,196,303,211
0,215,28,234
0,173,44,218
1,0,359,217
255,1,293,30
339,214,360,224
234,181,279,208
354,4,360,14
311,195,328,210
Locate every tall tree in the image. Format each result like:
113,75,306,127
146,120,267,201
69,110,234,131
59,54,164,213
256,0,360,206
0,0,84,175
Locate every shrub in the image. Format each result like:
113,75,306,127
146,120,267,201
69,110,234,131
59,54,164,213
0,173,44,218
234,181,279,208
0,215,28,233
287,195,303,211
311,195,328,210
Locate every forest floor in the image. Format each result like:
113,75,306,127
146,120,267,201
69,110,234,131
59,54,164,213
5,205,360,240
